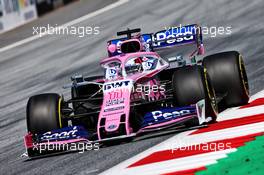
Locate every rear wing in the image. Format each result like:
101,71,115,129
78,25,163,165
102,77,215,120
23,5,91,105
150,24,202,49
107,24,203,56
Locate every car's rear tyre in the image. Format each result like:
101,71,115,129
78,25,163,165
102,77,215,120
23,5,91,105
27,93,62,134
172,65,218,124
203,51,249,108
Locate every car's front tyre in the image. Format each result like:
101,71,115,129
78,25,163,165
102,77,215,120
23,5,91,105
171,65,218,124
27,93,63,134
203,51,249,109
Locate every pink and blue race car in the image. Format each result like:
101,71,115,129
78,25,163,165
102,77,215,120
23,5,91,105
24,24,249,157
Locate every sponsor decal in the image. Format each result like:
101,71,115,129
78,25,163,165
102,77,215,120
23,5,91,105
40,127,78,141
151,25,196,47
151,109,192,122
104,106,125,112
109,68,117,76
142,107,196,127
108,90,123,100
108,124,117,130
142,60,154,70
106,98,125,106
106,67,118,80
39,126,87,141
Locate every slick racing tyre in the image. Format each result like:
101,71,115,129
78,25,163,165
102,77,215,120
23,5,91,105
172,65,218,124
27,93,62,134
203,51,249,108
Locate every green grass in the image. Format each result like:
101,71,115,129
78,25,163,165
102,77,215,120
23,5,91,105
196,135,264,175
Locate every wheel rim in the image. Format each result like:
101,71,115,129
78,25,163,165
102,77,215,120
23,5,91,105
204,68,218,115
58,97,63,128
239,55,249,97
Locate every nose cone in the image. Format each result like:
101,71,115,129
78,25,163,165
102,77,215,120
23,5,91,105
97,80,134,140
105,116,121,132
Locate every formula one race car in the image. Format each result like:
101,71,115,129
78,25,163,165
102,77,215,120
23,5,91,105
24,24,249,157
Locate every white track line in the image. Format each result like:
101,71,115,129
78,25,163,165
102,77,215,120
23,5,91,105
111,149,237,175
0,0,130,53
217,104,264,121
101,122,264,175
159,121,264,151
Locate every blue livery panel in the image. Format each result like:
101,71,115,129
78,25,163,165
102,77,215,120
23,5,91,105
141,106,197,127
151,24,197,48
38,126,89,142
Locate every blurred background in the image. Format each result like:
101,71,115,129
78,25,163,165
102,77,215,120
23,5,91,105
0,0,75,34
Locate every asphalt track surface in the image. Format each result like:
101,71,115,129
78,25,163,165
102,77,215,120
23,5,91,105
0,0,264,174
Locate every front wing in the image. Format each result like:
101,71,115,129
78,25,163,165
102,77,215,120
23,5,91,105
24,100,207,157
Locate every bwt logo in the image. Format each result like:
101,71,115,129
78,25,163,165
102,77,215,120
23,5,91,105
152,109,191,121
104,80,131,91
